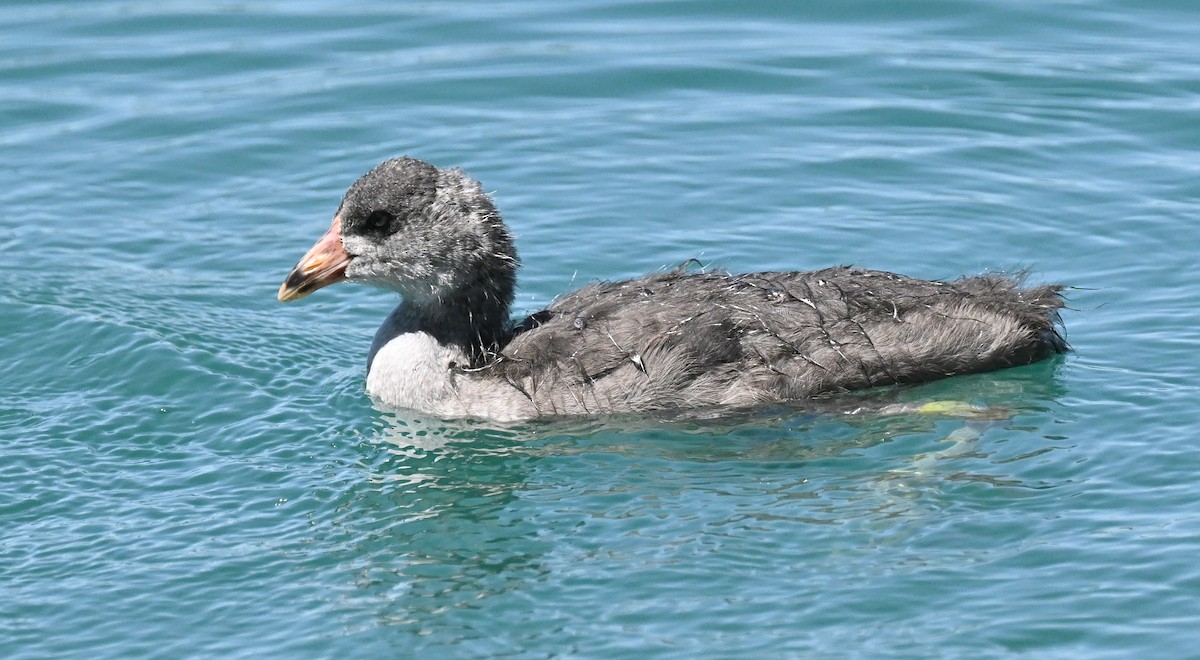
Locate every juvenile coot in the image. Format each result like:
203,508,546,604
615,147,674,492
279,157,1067,421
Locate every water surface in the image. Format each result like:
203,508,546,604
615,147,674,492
4,1,1200,656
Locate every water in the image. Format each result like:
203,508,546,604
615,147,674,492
3,0,1199,656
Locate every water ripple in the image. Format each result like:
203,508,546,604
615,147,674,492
4,0,1200,656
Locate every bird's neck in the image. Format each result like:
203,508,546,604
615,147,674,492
416,176,518,360
369,284,513,370
364,288,512,415
364,296,540,420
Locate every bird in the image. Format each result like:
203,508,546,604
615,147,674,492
279,157,1067,422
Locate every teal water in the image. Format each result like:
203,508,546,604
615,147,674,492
4,0,1200,656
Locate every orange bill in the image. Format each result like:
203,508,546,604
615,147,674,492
277,216,350,302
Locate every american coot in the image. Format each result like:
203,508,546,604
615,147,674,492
279,157,1067,421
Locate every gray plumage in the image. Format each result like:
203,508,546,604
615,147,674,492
280,157,1068,422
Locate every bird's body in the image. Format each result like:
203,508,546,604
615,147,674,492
280,157,1067,421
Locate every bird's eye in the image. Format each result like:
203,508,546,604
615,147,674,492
366,210,394,230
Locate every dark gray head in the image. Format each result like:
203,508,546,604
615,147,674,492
279,156,518,307
278,157,520,357
339,157,518,302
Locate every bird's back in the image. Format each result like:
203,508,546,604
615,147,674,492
477,266,1066,416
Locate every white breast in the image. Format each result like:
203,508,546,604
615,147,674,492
365,332,470,414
